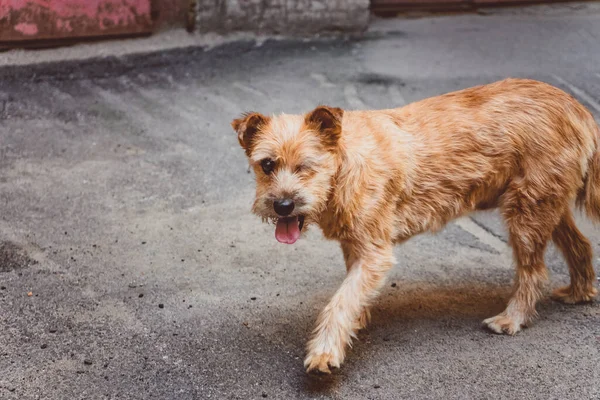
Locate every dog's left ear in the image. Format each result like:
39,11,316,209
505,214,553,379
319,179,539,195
231,112,269,156
305,106,344,148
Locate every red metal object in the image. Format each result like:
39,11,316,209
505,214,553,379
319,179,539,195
0,0,152,43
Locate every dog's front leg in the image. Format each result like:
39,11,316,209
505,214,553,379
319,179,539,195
304,243,395,374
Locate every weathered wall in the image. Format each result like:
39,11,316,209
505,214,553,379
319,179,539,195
151,0,192,31
0,0,367,47
196,0,370,34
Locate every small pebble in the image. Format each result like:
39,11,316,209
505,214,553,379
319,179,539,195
250,297,257,301
27,291,33,297
262,393,268,398
41,344,48,349
49,328,57,333
128,283,137,289
391,283,397,288
373,384,381,389
141,241,147,245
138,294,144,298
1,286,6,290
158,303,164,309
188,305,192,309
84,359,93,365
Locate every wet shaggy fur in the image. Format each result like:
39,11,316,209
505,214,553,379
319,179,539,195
232,78,600,374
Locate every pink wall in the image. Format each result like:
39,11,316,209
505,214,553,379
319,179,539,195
0,0,152,42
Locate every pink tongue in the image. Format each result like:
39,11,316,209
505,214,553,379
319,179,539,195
275,217,300,244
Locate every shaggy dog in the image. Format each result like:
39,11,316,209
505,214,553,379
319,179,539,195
232,78,599,374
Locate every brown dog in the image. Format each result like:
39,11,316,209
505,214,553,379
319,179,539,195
231,78,599,374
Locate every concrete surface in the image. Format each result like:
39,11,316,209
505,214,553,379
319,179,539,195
195,0,369,34
0,29,277,68
1,4,600,399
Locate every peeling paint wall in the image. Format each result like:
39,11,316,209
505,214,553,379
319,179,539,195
0,0,152,42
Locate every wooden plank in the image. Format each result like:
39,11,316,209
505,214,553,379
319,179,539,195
371,0,472,13
371,0,591,14
373,0,469,4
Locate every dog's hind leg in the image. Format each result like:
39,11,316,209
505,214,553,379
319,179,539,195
484,184,563,335
551,210,598,303
304,243,394,374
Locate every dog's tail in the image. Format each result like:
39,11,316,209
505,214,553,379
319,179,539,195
577,122,600,222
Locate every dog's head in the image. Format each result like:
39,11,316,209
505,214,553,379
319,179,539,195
232,106,343,244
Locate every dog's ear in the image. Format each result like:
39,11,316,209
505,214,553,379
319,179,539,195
305,106,344,148
231,112,269,155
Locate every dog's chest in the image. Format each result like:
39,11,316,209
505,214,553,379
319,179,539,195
318,207,354,241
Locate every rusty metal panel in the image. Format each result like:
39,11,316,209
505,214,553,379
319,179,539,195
0,0,152,42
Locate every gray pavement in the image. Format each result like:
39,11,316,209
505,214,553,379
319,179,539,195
1,4,600,399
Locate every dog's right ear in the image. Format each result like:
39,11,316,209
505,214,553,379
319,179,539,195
231,112,269,155
305,106,344,149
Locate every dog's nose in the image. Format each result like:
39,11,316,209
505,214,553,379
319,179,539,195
274,198,295,216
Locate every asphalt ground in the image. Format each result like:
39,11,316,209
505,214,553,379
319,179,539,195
1,4,600,399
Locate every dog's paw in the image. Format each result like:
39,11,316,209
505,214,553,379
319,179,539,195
483,314,523,335
304,352,341,375
552,285,598,304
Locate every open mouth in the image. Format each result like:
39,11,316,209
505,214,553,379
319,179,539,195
275,215,305,244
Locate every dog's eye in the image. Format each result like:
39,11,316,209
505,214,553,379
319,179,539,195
261,159,275,175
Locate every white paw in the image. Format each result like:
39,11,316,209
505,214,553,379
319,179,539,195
483,314,523,335
304,352,342,374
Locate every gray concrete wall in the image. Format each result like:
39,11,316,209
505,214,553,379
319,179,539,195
196,0,370,34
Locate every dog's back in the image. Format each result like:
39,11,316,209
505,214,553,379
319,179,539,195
336,78,600,241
